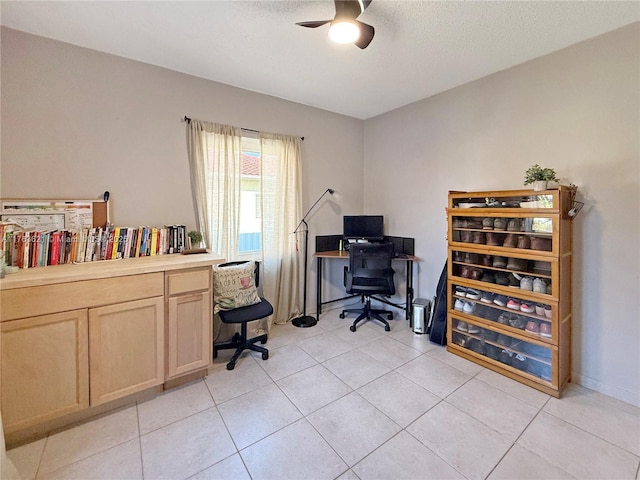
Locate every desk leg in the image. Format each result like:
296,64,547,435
317,257,323,316
406,260,414,320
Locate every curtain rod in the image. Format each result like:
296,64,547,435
183,116,304,141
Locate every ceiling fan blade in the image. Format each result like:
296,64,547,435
334,0,365,20
354,21,375,49
296,20,332,28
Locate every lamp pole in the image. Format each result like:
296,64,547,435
292,188,336,328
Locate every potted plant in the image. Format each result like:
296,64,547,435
524,164,558,191
187,230,203,249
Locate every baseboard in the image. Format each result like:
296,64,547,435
572,371,640,408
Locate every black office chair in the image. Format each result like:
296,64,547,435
213,261,271,370
340,243,396,332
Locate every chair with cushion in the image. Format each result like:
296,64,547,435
212,261,271,370
339,242,396,332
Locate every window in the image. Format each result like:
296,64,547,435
238,136,261,255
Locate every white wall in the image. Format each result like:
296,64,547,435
3,24,639,406
0,27,364,309
364,23,640,406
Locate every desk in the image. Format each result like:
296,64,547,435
314,250,417,321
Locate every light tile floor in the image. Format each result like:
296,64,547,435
7,310,640,480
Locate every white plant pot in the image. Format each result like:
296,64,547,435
532,180,548,191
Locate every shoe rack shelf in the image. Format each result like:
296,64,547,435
446,187,574,397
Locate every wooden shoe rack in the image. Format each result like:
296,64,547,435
447,187,574,397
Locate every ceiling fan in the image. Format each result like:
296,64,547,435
296,0,375,49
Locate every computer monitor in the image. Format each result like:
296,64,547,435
343,215,384,241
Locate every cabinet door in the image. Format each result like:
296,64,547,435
1,310,89,433
89,297,164,406
167,292,211,378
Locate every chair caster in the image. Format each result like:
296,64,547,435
340,313,345,319
226,362,235,371
384,325,391,332
387,314,393,320
350,325,356,332
262,352,269,360
260,337,267,345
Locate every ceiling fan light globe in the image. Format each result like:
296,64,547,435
328,21,360,44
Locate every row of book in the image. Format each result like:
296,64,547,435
1,223,188,269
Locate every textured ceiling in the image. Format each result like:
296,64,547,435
1,1,638,119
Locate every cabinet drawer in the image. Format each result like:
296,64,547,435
1,272,164,321
166,268,211,296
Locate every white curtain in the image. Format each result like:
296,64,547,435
187,120,242,256
260,133,303,325
187,120,303,330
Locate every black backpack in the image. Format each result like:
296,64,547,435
428,261,448,345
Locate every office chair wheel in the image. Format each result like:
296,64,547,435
387,314,393,320
340,313,346,319
226,361,235,371
262,352,269,360
260,338,267,344
350,325,356,332
384,325,391,332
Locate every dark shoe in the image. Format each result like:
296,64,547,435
482,218,494,230
472,232,486,244
467,219,483,229
508,273,521,288
503,234,518,248
480,255,492,267
494,218,508,231
531,236,552,251
459,266,472,278
461,230,473,243
464,252,479,264
481,272,495,283
517,235,531,249
453,251,464,262
486,232,501,246
507,218,521,231
497,313,510,325
494,295,508,307
493,256,508,268
495,273,510,286
508,313,527,329
466,288,481,300
506,257,528,271
470,268,483,281
481,291,495,303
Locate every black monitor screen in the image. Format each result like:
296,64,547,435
343,215,384,241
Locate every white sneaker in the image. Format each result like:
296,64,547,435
533,278,546,293
454,299,465,311
467,323,480,334
463,302,475,314
520,276,533,291
457,320,468,332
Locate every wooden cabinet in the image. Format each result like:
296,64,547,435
1,310,89,433
166,268,212,379
89,297,165,406
447,187,574,397
0,254,223,444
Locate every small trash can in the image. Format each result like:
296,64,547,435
411,298,431,334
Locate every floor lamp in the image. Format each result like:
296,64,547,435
292,188,338,328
